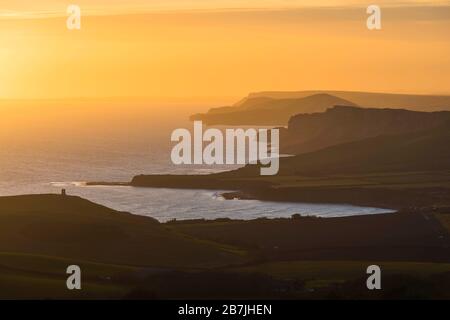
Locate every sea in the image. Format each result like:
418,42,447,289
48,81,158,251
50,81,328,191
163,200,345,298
0,101,394,222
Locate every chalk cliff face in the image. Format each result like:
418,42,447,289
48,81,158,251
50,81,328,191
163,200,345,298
282,106,450,155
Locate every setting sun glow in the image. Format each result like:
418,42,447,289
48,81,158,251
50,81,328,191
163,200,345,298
0,1,449,101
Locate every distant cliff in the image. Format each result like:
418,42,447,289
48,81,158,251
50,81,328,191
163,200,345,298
191,93,357,126
191,91,450,126
282,106,450,155
234,119,450,176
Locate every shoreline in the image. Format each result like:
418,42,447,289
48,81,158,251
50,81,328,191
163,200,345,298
86,180,401,213
0,193,448,299
84,181,396,221
87,172,450,214
1,193,448,263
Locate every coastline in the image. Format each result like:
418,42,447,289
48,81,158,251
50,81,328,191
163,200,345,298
87,171,450,214
0,193,449,299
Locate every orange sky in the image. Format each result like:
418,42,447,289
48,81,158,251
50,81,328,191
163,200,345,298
2,1,449,14
0,1,449,102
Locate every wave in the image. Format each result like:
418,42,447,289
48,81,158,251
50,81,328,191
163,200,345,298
50,181,87,187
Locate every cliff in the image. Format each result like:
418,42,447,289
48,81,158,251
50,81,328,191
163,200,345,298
283,105,450,154
191,91,450,126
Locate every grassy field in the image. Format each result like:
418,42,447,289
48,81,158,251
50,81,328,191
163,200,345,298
1,194,449,299
168,212,450,263
231,260,450,288
0,194,246,269
0,252,137,299
436,213,450,232
219,171,450,189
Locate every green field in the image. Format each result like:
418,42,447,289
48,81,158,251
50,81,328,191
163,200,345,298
0,194,449,299
232,261,450,288
0,194,246,269
0,252,138,299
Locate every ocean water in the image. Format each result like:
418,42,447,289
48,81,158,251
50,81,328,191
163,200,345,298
0,103,394,221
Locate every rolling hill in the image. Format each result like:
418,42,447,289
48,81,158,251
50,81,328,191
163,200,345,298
237,120,450,176
191,91,450,126
237,90,450,111
1,194,449,299
191,93,357,125
0,194,244,268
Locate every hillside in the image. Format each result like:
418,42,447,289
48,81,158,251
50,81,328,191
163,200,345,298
238,90,450,111
191,91,450,126
190,93,357,125
0,194,244,268
282,106,450,154
1,194,449,299
235,120,450,177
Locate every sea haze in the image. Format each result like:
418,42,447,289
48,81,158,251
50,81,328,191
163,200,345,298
0,101,394,221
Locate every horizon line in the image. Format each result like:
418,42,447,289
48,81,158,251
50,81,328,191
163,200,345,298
2,90,450,103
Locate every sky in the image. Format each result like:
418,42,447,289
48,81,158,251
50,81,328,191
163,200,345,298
0,0,449,101
2,1,450,14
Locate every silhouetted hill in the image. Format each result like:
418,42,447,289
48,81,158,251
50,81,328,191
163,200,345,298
192,91,450,125
239,90,450,111
190,93,357,125
243,121,450,176
0,194,243,268
282,106,450,154
1,195,449,299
